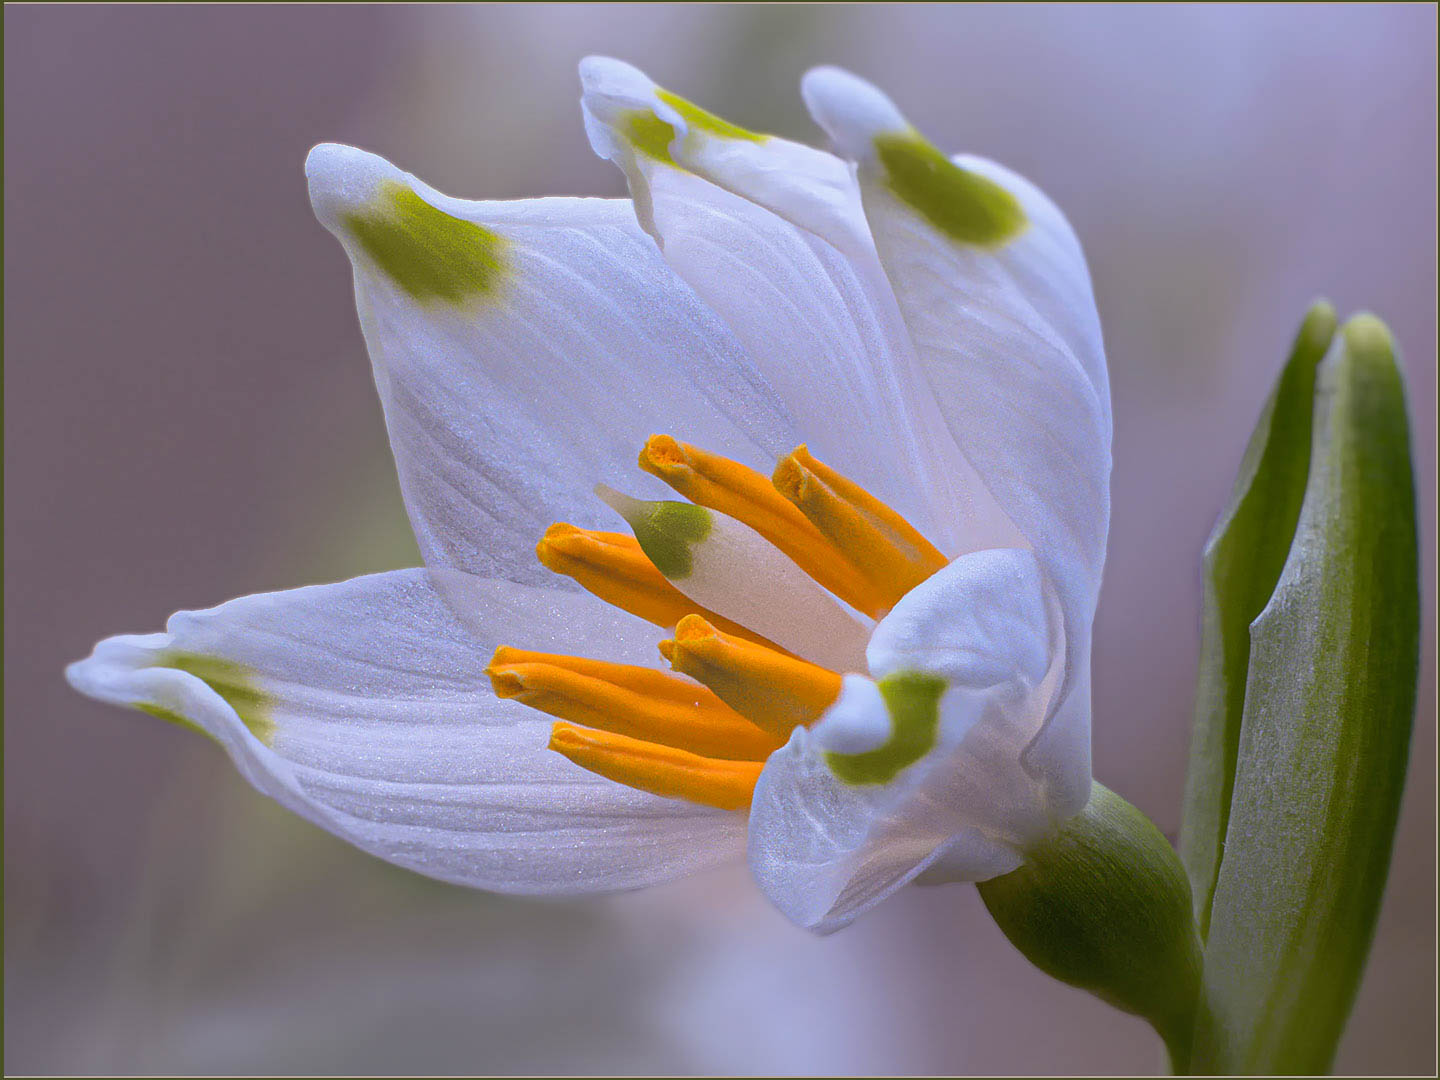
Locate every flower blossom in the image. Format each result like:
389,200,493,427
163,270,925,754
67,58,1111,933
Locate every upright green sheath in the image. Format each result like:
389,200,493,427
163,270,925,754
1189,316,1419,1074
1179,302,1337,937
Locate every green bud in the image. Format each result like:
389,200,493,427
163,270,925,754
1179,300,1337,937
1187,314,1419,1075
978,782,1203,1072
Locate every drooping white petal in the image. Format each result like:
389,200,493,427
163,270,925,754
579,57,1024,559
305,143,801,584
800,69,1111,818
66,569,746,893
750,720,1025,934
748,549,1057,931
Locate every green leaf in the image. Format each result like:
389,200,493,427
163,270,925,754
979,782,1203,1073
1179,301,1338,937
1189,315,1420,1074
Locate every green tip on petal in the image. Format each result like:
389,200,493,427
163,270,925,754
874,131,1027,247
343,181,506,304
655,88,767,143
824,670,944,785
137,703,210,740
621,109,679,165
148,651,275,745
596,484,712,578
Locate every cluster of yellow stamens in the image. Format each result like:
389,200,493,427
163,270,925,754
486,437,947,811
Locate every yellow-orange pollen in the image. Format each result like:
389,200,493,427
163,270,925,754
494,437,946,811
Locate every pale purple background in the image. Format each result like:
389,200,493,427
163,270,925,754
6,4,1435,1074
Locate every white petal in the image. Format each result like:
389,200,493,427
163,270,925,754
66,569,746,893
1020,663,1093,820
578,59,1022,558
809,674,893,754
799,69,1110,811
801,67,909,161
866,547,1053,687
748,550,1057,932
581,56,870,256
749,723,1023,934
952,153,1111,422
305,143,800,584
872,546,1087,817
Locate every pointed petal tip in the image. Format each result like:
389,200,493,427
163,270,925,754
63,656,93,697
593,482,646,525
800,66,907,159
64,632,166,704
577,56,677,166
577,57,659,170
304,142,403,233
578,55,653,96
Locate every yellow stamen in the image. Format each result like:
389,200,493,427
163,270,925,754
487,647,783,761
519,436,948,811
659,614,843,739
773,445,948,611
639,434,890,616
549,721,764,811
534,523,783,650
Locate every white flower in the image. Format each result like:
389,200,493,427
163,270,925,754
67,59,1110,933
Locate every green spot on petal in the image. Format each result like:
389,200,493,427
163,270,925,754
622,110,678,164
138,703,212,741
147,651,277,746
627,500,713,579
875,131,1027,247
343,181,506,304
825,671,945,785
655,88,766,143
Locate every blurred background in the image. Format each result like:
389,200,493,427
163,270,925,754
4,4,1434,1074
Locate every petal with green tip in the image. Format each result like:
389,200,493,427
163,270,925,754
656,88,767,144
873,131,1027,248
305,142,798,585
823,671,946,785
66,569,747,893
800,66,1111,823
579,57,1019,561
343,181,507,304
748,548,1056,932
